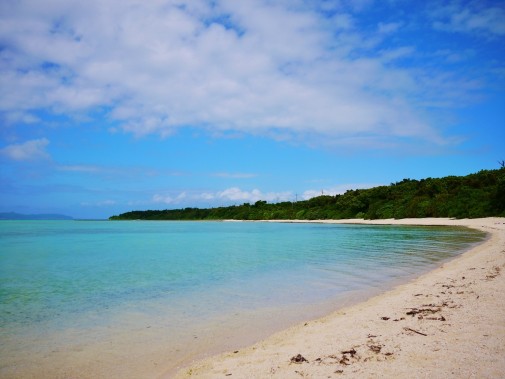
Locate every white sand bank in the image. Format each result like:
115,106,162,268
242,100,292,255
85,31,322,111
172,218,505,378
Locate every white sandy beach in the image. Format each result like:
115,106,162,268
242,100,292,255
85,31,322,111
172,217,505,378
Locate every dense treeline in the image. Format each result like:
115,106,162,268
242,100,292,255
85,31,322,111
110,168,505,221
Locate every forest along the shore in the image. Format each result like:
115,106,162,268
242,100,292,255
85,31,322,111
110,168,505,221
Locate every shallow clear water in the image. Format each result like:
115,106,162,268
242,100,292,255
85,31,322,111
0,220,486,378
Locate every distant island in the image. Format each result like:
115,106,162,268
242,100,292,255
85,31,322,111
110,168,505,221
0,212,73,220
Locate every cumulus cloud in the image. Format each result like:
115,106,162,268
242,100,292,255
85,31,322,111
0,138,50,161
152,187,293,206
149,183,383,208
1,0,501,148
0,0,454,148
153,192,188,205
216,187,293,203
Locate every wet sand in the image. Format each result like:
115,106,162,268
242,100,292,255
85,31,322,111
172,218,505,378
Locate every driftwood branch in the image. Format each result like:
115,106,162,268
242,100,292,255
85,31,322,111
404,327,427,336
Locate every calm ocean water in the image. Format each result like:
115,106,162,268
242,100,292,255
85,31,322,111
0,220,486,378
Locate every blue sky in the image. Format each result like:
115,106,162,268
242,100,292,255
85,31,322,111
1,0,504,219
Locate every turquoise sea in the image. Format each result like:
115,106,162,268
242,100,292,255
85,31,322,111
0,220,486,378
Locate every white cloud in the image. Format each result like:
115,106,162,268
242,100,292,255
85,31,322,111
217,188,262,202
152,187,293,206
302,183,377,200
0,138,50,161
152,194,173,204
377,22,402,35
195,192,216,201
1,0,498,148
216,187,293,203
153,192,188,205
331,14,355,30
379,46,415,62
154,183,379,207
3,111,40,125
431,2,505,36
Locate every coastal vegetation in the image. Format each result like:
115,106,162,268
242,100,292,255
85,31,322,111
110,168,505,220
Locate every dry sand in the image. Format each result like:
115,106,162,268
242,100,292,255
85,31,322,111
172,218,505,379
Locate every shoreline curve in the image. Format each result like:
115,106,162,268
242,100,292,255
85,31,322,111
171,217,505,378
